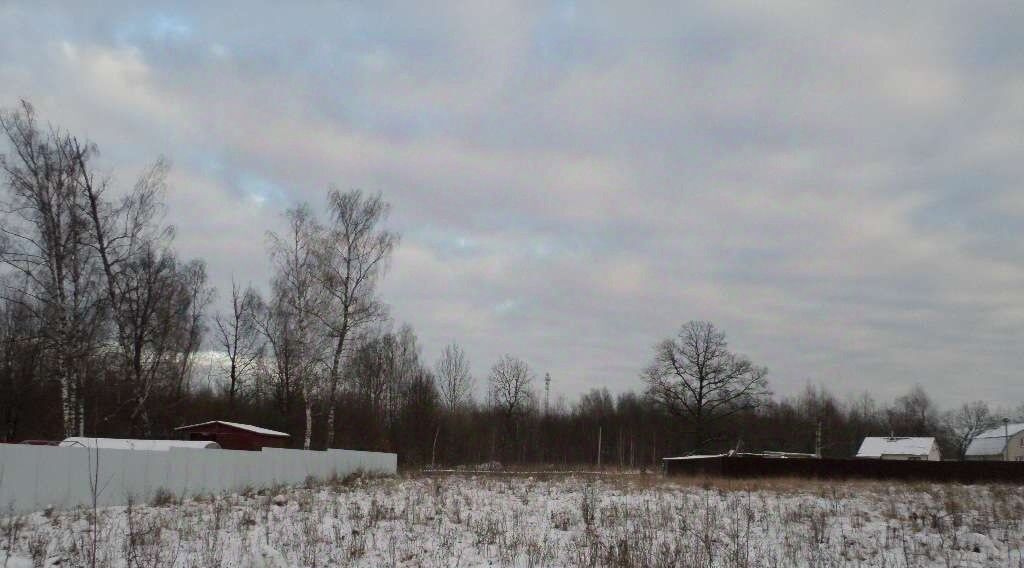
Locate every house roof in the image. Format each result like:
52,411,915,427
663,454,728,461
174,420,290,438
60,437,220,451
965,423,1024,456
856,437,935,458
973,423,1024,439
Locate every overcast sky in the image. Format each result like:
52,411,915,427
2,2,1022,407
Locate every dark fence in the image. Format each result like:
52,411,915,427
664,455,1024,483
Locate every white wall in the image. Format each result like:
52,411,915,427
0,444,397,514
1010,431,1024,462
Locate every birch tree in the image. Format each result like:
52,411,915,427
316,189,396,448
0,101,102,436
266,204,326,449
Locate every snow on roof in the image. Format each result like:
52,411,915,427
856,437,935,458
974,423,1024,439
60,438,220,451
965,423,1024,456
174,420,290,438
965,437,1007,457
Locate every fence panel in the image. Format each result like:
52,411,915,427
0,444,397,514
664,455,1024,483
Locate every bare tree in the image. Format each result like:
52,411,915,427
316,189,397,448
489,355,534,420
254,293,298,416
72,147,207,436
395,325,421,380
214,278,262,410
643,321,769,451
171,260,214,400
112,245,209,435
385,324,422,426
346,330,395,423
0,101,102,436
0,282,44,441
266,204,326,449
944,401,998,460
436,342,474,412
0,101,213,438
489,354,535,460
887,384,939,436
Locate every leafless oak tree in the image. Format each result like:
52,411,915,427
944,401,998,459
643,321,769,451
489,355,534,420
489,354,535,459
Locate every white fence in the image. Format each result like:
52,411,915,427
0,444,397,514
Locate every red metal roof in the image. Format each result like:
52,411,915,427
174,420,290,438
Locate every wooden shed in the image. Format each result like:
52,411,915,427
174,420,290,451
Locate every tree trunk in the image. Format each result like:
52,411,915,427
325,323,348,450
228,358,237,412
130,394,151,438
325,405,336,449
57,357,76,438
431,424,440,468
693,405,704,453
78,395,85,437
60,374,75,438
304,402,313,450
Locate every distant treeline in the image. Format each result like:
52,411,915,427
1,101,1019,466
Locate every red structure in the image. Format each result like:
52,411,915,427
174,420,290,451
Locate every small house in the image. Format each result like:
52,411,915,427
965,423,1024,461
856,437,940,461
174,420,290,451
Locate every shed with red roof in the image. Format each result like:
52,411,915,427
174,420,290,451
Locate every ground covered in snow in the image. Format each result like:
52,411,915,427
2,473,1024,567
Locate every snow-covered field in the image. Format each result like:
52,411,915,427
2,473,1023,567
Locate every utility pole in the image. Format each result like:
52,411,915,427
542,373,551,465
1004,418,1011,461
544,373,550,416
619,429,624,467
815,421,822,458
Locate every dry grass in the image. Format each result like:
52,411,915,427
1,472,1022,567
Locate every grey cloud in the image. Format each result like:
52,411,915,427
1,1,1022,407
